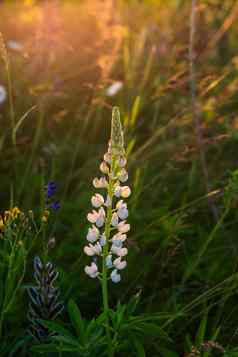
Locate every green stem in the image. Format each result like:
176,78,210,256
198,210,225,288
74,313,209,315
101,167,115,357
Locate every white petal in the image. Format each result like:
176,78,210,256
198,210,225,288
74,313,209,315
120,186,131,198
118,169,128,183
113,257,127,270
99,234,106,246
84,245,95,256
111,212,119,227
91,193,104,208
118,247,128,257
106,255,113,268
85,262,99,278
112,232,127,242
86,226,99,243
114,185,121,198
93,177,108,188
87,211,97,223
105,195,112,207
104,152,112,164
117,221,130,233
100,162,109,174
94,242,102,255
118,156,127,167
118,207,128,220
110,269,121,283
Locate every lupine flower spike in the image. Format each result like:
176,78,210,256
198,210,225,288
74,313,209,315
84,107,131,283
28,256,63,342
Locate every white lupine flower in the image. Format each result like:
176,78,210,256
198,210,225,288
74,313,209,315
111,245,128,257
118,156,127,168
104,152,112,164
87,210,98,224
93,242,103,255
0,85,7,104
85,262,99,278
111,269,121,283
87,225,99,243
106,81,123,97
118,169,128,183
99,234,106,246
95,207,106,227
106,255,113,268
120,186,131,198
84,242,102,256
93,177,108,188
84,244,96,256
113,257,127,270
111,212,119,227
91,193,104,208
116,200,128,220
84,107,130,284
87,208,105,227
100,161,109,174
114,185,122,198
117,221,130,233
112,240,122,248
112,232,127,243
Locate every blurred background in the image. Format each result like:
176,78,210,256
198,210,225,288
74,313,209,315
1,0,238,353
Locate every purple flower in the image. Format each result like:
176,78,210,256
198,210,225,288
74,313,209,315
45,181,60,212
49,201,60,211
45,181,57,200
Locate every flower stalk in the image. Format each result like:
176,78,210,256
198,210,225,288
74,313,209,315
84,107,131,356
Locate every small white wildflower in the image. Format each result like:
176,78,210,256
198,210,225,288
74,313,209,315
106,81,123,97
99,234,106,246
85,262,99,278
91,193,104,208
113,257,127,270
111,269,121,283
118,168,128,183
86,225,99,243
93,177,108,189
7,40,23,52
106,255,113,268
0,85,7,104
100,161,109,174
120,186,131,198
111,212,119,227
117,221,130,233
